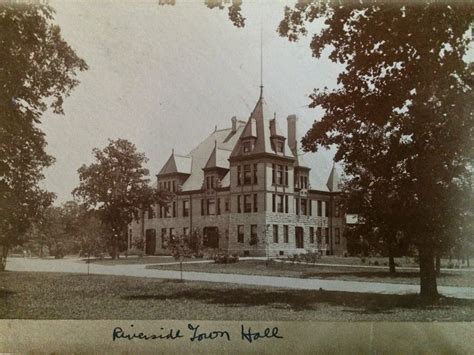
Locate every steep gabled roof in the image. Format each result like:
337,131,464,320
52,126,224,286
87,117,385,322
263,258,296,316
326,163,341,192
158,152,192,176
230,89,293,159
204,142,231,171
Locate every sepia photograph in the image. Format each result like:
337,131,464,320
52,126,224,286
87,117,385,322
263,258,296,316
1,0,473,353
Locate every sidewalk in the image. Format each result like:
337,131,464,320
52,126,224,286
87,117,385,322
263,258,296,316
5,257,474,300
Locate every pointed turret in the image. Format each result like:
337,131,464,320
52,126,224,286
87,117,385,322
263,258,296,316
203,141,231,172
158,149,192,176
326,162,341,192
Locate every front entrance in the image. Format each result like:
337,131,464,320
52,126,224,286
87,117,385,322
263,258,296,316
145,229,156,255
295,227,304,249
203,227,219,249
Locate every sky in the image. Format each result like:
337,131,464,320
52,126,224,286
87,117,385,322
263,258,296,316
40,0,344,204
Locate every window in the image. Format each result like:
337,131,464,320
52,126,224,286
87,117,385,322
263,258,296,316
217,198,221,215
276,141,284,153
272,164,276,184
237,195,241,213
159,206,163,218
243,164,252,184
243,141,252,153
273,225,279,243
253,164,258,184
284,166,288,186
325,201,329,217
201,199,205,216
253,194,258,212
284,225,289,243
335,228,340,244
335,203,340,217
325,228,329,244
183,200,189,217
309,200,312,216
172,201,176,217
317,227,322,244
300,176,308,189
225,198,230,212
164,205,171,218
161,228,167,248
244,194,252,213
272,194,276,212
285,195,289,213
296,198,300,215
301,199,307,215
277,195,284,213
207,199,216,215
310,227,315,244
277,165,284,185
147,206,154,219
250,225,258,245
172,180,176,192
317,200,322,217
237,165,241,186
237,225,244,243
183,227,189,236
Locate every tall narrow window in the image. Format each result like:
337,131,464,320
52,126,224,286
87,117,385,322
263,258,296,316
147,206,154,219
207,199,215,215
237,225,244,243
244,194,252,213
172,201,176,217
217,198,221,215
296,198,300,215
272,164,276,184
325,201,329,217
317,227,322,244
201,199,205,216
243,164,252,184
317,200,322,217
253,194,258,212
335,203,340,217
277,195,284,213
301,199,307,215
251,224,258,245
284,166,288,186
161,228,167,248
310,227,315,244
325,228,330,244
253,164,258,184
183,200,189,217
237,195,241,213
335,228,340,244
237,165,241,186
283,225,289,243
309,200,312,216
272,194,276,212
273,225,279,243
285,195,289,213
172,180,176,192
277,165,283,185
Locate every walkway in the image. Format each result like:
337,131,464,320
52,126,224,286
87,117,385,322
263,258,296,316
5,257,474,300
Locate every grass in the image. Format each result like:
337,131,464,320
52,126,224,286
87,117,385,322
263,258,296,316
148,260,474,287
87,255,193,265
1,271,473,321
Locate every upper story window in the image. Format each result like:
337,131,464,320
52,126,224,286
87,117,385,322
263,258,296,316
272,164,288,186
243,141,252,153
182,200,189,217
276,141,284,153
317,200,322,217
206,175,215,190
243,164,252,185
335,203,341,217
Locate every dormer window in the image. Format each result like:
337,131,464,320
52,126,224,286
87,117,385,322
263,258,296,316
243,141,252,153
276,141,284,153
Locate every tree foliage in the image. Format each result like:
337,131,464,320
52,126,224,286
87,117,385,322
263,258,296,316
279,1,474,299
0,4,88,270
73,138,172,259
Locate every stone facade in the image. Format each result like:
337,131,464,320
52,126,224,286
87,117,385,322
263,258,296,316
128,89,348,257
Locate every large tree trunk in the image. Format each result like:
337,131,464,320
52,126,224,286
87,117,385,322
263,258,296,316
435,253,441,276
419,247,439,301
388,241,396,274
0,244,9,272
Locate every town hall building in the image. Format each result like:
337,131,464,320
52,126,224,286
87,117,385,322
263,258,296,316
128,87,347,257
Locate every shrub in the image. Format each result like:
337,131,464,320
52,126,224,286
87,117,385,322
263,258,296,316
373,260,379,266
213,252,239,264
361,257,366,264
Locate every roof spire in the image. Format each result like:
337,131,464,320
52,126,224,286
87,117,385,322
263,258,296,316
259,21,263,98
172,148,174,155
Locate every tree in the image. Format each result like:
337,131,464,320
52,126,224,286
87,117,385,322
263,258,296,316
0,4,88,270
279,1,474,300
73,138,171,259
167,230,204,281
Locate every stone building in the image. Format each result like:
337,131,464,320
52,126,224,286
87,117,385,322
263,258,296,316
128,88,347,257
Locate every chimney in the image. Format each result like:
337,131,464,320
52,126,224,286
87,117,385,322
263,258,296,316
231,116,237,133
287,114,298,152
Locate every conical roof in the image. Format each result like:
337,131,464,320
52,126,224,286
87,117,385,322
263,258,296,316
158,150,192,176
326,163,341,192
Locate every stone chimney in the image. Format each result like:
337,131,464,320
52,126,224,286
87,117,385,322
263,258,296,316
287,114,298,152
231,116,237,133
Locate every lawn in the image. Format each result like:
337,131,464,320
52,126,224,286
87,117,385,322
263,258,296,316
148,260,474,287
87,255,191,265
1,271,473,321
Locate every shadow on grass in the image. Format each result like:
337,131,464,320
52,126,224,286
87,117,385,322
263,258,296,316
121,287,474,314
